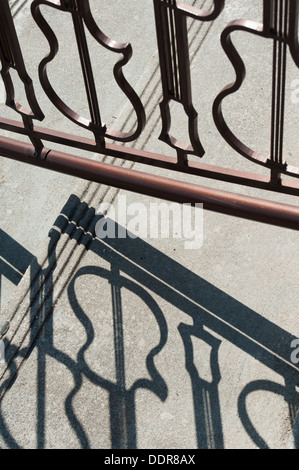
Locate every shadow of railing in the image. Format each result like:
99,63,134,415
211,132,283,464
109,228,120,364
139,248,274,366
0,196,298,449
0,229,34,315
92,230,299,449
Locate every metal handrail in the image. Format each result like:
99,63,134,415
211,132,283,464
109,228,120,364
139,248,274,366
0,0,298,229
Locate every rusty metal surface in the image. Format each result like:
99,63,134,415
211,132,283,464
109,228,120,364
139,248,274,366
0,0,298,228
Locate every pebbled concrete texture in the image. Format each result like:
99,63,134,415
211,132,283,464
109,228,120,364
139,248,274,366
0,0,298,449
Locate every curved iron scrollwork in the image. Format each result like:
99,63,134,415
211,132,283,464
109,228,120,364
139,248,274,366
213,0,299,182
31,0,146,146
0,1,299,229
0,0,44,151
153,0,225,164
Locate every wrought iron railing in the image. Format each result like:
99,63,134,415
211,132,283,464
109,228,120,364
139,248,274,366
0,0,299,229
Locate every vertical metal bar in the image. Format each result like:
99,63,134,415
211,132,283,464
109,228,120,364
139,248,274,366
270,1,278,161
71,8,104,144
174,7,191,106
160,1,175,96
153,0,206,158
168,0,180,99
278,0,289,164
274,0,283,162
270,0,288,171
263,0,274,33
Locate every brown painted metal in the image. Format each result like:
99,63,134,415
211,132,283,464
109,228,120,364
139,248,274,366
0,0,44,151
31,0,146,144
153,0,224,163
0,0,298,229
2,115,299,197
1,134,299,230
213,0,299,182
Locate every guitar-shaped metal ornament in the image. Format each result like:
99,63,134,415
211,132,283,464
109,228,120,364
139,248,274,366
153,0,224,165
0,0,44,153
213,0,299,182
31,0,146,146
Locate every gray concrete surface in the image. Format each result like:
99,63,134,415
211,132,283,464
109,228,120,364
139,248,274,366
0,0,298,449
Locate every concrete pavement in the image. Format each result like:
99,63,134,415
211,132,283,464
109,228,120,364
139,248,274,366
0,0,298,449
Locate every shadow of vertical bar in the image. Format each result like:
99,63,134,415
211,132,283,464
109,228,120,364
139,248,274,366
110,264,137,449
179,322,224,449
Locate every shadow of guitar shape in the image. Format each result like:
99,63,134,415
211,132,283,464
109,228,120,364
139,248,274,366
66,264,168,449
238,379,299,449
179,322,223,449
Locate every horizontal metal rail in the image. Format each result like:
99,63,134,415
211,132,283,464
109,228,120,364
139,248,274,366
1,116,299,198
1,134,299,230
0,0,298,230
